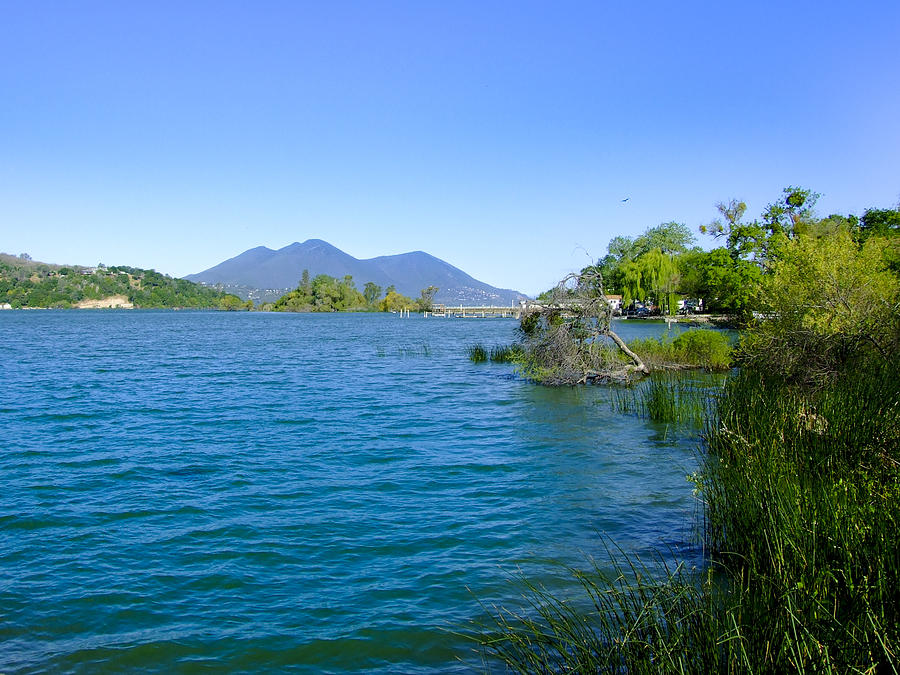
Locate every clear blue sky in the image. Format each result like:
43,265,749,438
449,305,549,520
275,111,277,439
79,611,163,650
2,1,898,295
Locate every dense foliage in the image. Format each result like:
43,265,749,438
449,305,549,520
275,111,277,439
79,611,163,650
0,254,244,309
272,273,367,312
589,188,900,319
270,270,439,313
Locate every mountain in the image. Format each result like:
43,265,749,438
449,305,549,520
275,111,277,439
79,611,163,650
185,239,528,305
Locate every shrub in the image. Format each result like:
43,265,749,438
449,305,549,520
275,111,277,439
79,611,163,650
628,329,731,371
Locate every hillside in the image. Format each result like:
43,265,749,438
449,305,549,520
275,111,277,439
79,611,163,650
185,239,527,305
0,253,242,309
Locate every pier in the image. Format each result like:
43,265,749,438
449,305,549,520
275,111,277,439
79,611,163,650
424,304,524,319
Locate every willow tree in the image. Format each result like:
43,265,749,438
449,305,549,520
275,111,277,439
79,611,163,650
621,248,679,314
517,267,648,385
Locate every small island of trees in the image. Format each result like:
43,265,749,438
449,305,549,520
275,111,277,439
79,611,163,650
265,269,438,314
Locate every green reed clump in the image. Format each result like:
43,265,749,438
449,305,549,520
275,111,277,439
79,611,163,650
612,372,722,426
490,343,524,363
467,343,525,364
697,359,900,672
629,329,731,371
472,548,749,674
467,344,488,362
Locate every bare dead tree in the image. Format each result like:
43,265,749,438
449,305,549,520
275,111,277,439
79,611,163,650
517,267,649,385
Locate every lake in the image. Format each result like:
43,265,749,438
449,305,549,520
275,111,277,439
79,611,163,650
1,311,705,673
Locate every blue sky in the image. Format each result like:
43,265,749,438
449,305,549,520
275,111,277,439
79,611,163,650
2,1,898,295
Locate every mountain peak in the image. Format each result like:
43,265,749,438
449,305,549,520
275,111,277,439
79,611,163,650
186,239,527,305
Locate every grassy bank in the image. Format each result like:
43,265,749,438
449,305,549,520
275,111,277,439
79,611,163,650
471,203,900,672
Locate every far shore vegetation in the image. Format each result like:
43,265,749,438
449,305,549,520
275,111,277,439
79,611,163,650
470,187,900,673
0,253,248,310
262,269,438,314
0,254,444,315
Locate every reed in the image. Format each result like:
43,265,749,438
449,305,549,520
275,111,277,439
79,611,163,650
698,360,900,672
489,343,524,363
467,344,488,362
471,546,745,674
612,372,722,426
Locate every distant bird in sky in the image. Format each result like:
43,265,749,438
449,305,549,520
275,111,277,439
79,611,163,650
621,197,630,202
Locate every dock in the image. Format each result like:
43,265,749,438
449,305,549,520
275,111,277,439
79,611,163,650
424,304,524,319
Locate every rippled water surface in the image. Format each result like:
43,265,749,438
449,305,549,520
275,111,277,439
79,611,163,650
1,312,703,673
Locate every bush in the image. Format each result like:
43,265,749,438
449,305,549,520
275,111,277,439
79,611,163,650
672,329,731,369
629,329,731,371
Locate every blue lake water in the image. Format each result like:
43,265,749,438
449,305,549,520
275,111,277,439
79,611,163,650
1,312,706,673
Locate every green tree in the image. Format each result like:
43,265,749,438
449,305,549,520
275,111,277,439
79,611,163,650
858,208,900,273
363,281,382,306
600,222,695,294
219,294,245,310
678,248,762,316
621,248,680,314
859,207,900,241
379,289,415,312
702,187,819,267
415,285,438,312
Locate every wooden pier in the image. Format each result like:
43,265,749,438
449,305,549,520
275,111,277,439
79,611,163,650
424,304,524,319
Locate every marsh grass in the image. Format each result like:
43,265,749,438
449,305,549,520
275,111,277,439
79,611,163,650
471,547,745,674
467,343,525,364
396,343,433,357
467,344,488,362
697,361,900,672
475,361,900,673
612,372,723,426
489,343,524,363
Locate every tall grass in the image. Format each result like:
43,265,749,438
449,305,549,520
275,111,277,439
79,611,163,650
698,360,900,672
467,344,488,362
472,549,743,674
612,372,724,426
489,343,524,363
474,361,900,673
467,343,524,364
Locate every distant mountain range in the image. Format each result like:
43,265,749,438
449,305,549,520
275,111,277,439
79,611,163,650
185,239,528,305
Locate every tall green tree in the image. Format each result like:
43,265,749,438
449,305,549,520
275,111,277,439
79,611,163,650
678,248,761,316
701,187,819,267
600,222,695,294
416,285,438,312
363,281,382,306
621,248,680,314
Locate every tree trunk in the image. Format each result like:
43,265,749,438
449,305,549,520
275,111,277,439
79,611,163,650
606,328,650,374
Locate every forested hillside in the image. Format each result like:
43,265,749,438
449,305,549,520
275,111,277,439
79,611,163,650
0,254,245,309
